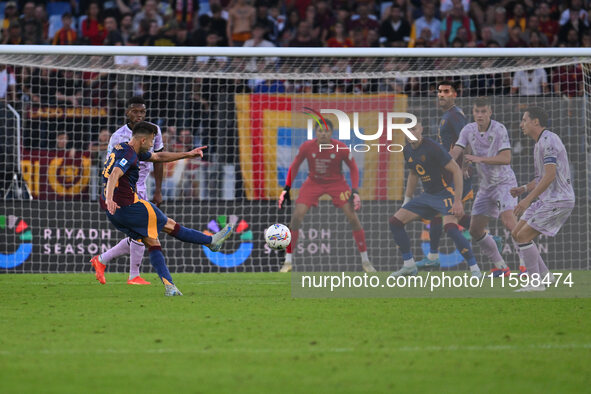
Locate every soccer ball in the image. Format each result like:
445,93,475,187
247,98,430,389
265,224,291,250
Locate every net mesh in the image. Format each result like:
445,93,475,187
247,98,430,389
1,50,589,273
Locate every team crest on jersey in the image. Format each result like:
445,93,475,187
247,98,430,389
488,136,493,143
115,144,122,150
119,158,128,166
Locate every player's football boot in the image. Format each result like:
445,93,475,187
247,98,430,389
127,276,151,285
492,235,504,254
164,284,183,296
514,284,546,292
207,224,234,252
362,261,377,273
279,261,292,273
90,255,106,285
389,265,418,277
471,270,483,279
416,256,440,268
490,267,511,278
519,265,528,277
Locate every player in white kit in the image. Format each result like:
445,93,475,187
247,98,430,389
90,96,164,285
450,97,525,277
511,107,575,292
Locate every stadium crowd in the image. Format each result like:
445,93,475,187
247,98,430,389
0,0,588,199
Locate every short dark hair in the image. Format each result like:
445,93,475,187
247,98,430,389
127,96,145,108
438,79,460,92
473,97,490,107
525,106,548,127
132,121,158,136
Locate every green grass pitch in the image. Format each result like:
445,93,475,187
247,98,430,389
1,272,590,393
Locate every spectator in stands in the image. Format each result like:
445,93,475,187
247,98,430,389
2,22,22,45
23,68,56,105
279,9,300,46
326,22,353,47
440,0,476,46
562,27,583,47
538,2,559,47
209,3,229,46
254,1,276,42
582,31,591,47
1,2,19,38
490,7,509,47
244,23,275,49
440,0,469,17
132,0,163,33
22,20,44,44
103,16,124,45
35,4,49,43
227,0,256,46
379,4,410,47
506,25,527,47
267,5,283,43
119,13,134,44
289,21,322,47
559,0,589,27
528,31,546,47
153,20,179,46
409,1,440,47
190,15,211,46
559,11,588,45
350,4,380,45
303,4,321,40
19,1,36,28
477,26,493,47
54,132,77,158
52,12,77,45
114,0,143,18
81,2,106,45
88,128,111,170
0,64,16,103
315,0,334,42
56,70,84,106
521,15,548,46
552,63,583,97
511,68,549,96
508,3,526,32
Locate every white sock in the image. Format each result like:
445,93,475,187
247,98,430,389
470,264,481,272
403,258,415,268
493,261,508,269
285,253,292,263
427,252,439,260
98,255,104,264
360,251,369,263
519,257,525,267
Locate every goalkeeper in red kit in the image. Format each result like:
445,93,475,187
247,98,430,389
277,120,376,273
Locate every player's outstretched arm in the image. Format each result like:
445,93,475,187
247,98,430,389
465,150,511,165
149,146,207,163
403,171,419,205
510,179,537,197
105,167,124,215
444,159,464,217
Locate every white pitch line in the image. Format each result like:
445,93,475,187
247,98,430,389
1,343,590,356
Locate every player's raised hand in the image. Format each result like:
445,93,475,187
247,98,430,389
450,199,464,218
106,198,120,215
186,146,207,158
278,186,291,209
510,185,527,197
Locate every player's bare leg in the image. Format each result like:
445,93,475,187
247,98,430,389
281,203,310,273
340,202,375,272
499,210,527,276
142,236,182,296
389,208,421,277
470,214,509,277
512,222,546,292
443,215,482,278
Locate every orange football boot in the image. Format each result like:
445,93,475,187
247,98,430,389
127,276,151,285
90,255,106,284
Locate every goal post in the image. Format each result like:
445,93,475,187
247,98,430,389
0,46,589,273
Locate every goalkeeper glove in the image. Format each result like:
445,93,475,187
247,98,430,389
350,189,361,210
278,185,291,209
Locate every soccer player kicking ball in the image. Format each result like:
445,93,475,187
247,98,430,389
511,107,575,292
450,97,526,277
97,121,233,296
277,120,375,273
91,96,163,285
389,121,482,278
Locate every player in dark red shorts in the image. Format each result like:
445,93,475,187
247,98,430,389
277,120,375,273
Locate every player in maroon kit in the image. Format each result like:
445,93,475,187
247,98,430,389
277,120,376,273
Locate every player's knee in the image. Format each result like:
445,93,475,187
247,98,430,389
511,229,524,243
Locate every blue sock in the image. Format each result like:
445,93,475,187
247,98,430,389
170,223,212,244
389,217,413,260
445,223,477,266
429,217,443,253
148,246,174,284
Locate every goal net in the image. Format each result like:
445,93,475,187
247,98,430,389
1,47,589,273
